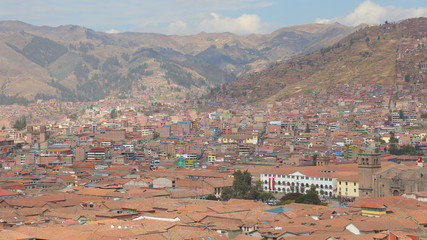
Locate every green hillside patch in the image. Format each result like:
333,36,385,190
22,36,67,67
162,62,195,88
48,52,81,81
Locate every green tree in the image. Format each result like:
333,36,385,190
389,132,399,143
206,194,218,200
13,115,27,130
312,154,318,166
13,143,23,150
295,185,322,205
220,187,234,201
404,74,411,83
220,170,268,201
110,109,118,119
232,170,252,198
305,123,310,133
389,144,422,156
69,113,78,121
280,192,303,203
399,110,405,120
258,192,275,202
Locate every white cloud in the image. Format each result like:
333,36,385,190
105,29,119,34
0,0,275,35
197,12,272,34
166,21,187,35
315,0,427,26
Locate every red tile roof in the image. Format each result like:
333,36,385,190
360,203,386,209
0,188,21,197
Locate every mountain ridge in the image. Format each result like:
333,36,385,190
0,20,356,103
210,17,427,104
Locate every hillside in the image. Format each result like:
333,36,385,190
211,18,427,104
0,21,355,103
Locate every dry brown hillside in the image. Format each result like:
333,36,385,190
213,18,426,104
0,20,355,103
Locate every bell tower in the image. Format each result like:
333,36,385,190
316,152,330,166
358,148,381,198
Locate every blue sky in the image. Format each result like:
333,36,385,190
1,0,426,35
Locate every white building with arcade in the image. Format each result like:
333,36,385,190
260,168,337,197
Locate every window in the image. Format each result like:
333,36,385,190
354,189,356,192
346,182,348,185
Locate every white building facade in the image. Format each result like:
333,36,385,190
260,171,336,197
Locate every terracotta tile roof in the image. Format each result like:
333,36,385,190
350,196,427,211
200,215,243,230
360,202,386,209
406,210,427,224
103,198,154,212
0,188,21,197
234,234,264,240
170,189,198,199
75,187,117,197
349,215,419,232
0,230,32,240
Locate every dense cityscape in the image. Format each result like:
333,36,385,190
0,1,426,240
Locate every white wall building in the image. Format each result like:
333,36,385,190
260,170,336,197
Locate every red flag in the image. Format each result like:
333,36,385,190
272,178,275,190
268,178,271,190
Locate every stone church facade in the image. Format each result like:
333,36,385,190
358,148,427,198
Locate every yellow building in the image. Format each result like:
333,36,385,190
360,203,388,217
335,174,359,198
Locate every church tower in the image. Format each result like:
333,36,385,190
358,148,381,198
316,152,330,166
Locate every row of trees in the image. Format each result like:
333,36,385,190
278,186,323,205
389,144,423,156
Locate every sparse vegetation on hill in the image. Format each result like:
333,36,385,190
212,18,427,104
